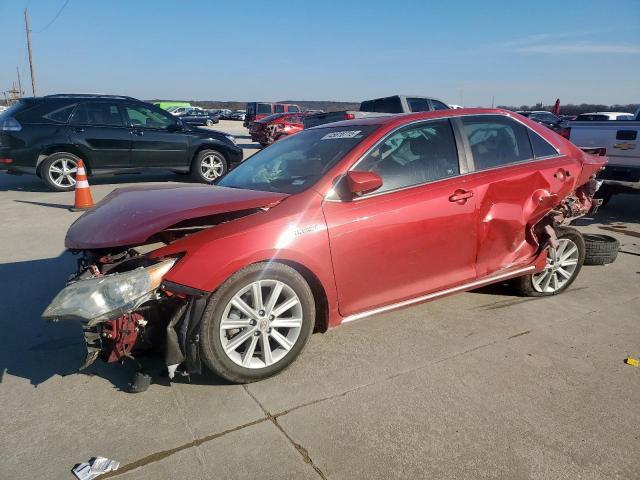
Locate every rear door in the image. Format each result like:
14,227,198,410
124,104,189,167
456,114,581,276
68,102,131,169
322,118,478,317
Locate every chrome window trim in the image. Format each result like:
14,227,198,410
323,112,563,202
341,265,536,324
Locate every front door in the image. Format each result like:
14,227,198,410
322,119,478,317
124,104,189,167
68,102,131,169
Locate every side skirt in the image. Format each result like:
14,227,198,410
340,265,536,324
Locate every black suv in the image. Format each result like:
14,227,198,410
0,94,243,191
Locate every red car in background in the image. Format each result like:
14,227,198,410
244,102,301,127
44,109,606,387
249,112,307,146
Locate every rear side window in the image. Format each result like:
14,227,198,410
372,97,403,113
431,100,450,111
407,98,430,112
462,115,533,170
274,104,285,113
43,104,76,123
70,103,124,126
257,103,272,114
357,119,460,194
528,130,558,158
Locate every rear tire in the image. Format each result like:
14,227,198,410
515,227,585,297
200,262,315,383
583,234,619,265
190,149,227,183
40,152,81,192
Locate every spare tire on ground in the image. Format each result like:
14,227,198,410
583,234,619,265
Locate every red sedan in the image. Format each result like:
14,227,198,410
248,112,306,146
44,109,606,386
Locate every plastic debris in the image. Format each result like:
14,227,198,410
72,456,120,479
624,357,639,367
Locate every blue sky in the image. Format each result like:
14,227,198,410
2,0,639,106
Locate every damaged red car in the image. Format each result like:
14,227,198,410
43,109,606,386
248,112,307,146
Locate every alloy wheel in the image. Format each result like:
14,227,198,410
48,157,78,188
200,154,224,180
532,238,580,293
219,279,303,369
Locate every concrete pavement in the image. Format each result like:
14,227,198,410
0,121,638,479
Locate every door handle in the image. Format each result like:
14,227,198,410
130,129,144,136
449,189,473,204
73,127,85,133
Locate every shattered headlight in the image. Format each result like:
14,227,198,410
42,258,176,323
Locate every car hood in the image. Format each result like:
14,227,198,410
65,184,288,249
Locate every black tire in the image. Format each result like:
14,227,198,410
583,234,619,265
40,152,81,192
514,227,585,297
206,119,214,126
200,262,315,383
190,149,228,184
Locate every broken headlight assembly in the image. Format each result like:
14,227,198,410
42,258,176,323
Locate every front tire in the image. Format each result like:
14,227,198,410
206,119,214,126
515,227,585,297
41,152,80,192
190,149,228,183
200,263,315,383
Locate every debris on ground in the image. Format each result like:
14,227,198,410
624,357,639,367
72,456,120,479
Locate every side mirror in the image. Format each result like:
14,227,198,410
168,120,183,132
334,170,383,200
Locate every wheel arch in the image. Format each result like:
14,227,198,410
37,145,90,175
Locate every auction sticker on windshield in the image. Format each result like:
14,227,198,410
321,130,361,140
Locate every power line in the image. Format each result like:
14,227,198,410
34,0,70,34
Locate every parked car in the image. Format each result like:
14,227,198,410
0,94,242,191
575,112,635,121
229,110,246,121
179,109,220,127
303,94,451,128
171,106,205,117
566,106,640,203
248,112,306,146
244,102,301,127
42,108,605,386
516,110,566,133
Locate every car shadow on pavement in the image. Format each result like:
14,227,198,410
0,252,231,391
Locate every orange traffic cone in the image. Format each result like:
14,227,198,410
69,159,94,211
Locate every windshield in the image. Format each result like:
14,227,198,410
218,125,378,194
0,101,26,119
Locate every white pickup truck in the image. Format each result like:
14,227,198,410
567,107,640,202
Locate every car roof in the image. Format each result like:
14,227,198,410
310,108,519,129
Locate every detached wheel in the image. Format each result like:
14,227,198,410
191,149,227,183
515,227,585,297
583,234,619,265
41,152,80,192
200,262,315,383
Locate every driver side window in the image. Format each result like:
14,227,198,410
357,119,460,195
125,105,173,129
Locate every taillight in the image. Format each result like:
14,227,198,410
0,158,13,164
0,117,22,132
344,113,355,120
559,127,571,139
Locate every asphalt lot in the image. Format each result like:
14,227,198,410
0,120,639,479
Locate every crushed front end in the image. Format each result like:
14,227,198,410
42,248,209,388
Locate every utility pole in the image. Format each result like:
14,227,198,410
16,66,23,97
24,8,37,96
491,96,495,108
